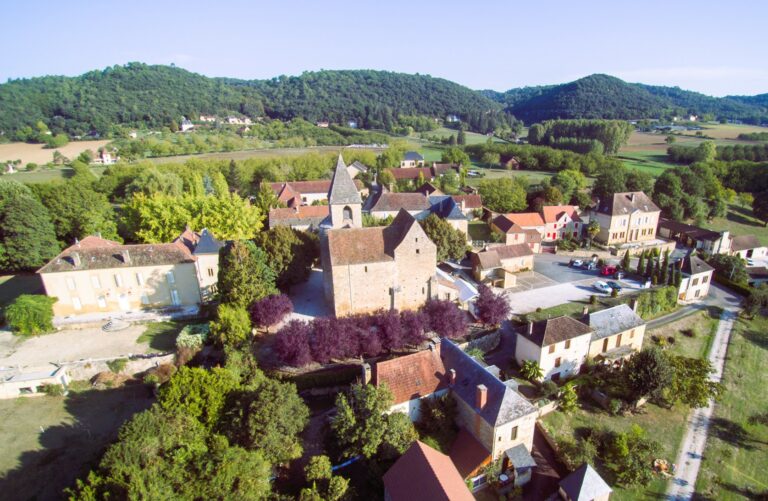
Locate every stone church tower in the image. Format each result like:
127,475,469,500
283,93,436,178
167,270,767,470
328,154,362,228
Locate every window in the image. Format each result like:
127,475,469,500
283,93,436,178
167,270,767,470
114,274,123,287
90,276,101,289
415,237,419,243
602,338,609,353
498,436,502,442
141,293,150,305
554,357,562,368
630,329,635,339
416,249,420,254
364,266,368,273
695,289,700,298
170,289,180,306
72,297,82,310
692,278,699,286
66,278,76,291
136,272,144,286
343,205,353,220
565,339,571,349
97,296,107,308
702,275,709,284
616,333,622,347
422,287,425,294
510,426,518,440
548,344,555,354
207,268,215,277
166,271,175,285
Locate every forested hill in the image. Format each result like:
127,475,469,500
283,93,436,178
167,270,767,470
487,74,768,123
0,63,506,137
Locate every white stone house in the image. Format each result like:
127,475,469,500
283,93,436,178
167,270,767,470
515,316,593,382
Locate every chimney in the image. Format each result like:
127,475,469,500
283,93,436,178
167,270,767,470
71,251,81,268
582,306,589,319
121,249,131,264
630,193,636,202
630,298,638,313
361,363,372,385
460,199,466,211
527,321,534,335
476,384,488,410
449,368,457,385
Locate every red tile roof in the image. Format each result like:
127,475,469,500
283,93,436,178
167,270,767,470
373,347,447,404
541,205,581,224
501,212,545,228
449,428,492,478
384,441,474,501
389,167,434,181
269,205,329,221
451,195,482,209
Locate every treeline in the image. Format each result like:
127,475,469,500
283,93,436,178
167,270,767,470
737,131,768,141
465,142,624,176
527,119,633,155
0,63,512,137
668,142,768,163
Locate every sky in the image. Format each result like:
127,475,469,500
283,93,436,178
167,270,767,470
2,0,767,96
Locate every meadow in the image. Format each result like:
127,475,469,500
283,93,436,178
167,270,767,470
0,140,109,166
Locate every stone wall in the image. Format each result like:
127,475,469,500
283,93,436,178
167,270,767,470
59,353,175,381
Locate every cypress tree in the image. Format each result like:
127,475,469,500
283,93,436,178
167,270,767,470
636,251,645,276
622,250,631,270
660,249,670,284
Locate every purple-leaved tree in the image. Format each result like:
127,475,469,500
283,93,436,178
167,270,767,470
274,320,312,367
422,300,468,339
375,310,403,351
400,310,428,346
250,294,293,330
474,285,510,326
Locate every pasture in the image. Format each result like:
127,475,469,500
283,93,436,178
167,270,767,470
706,203,768,246
0,140,109,166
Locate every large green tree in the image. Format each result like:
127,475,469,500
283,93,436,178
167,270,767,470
419,214,467,261
253,226,319,290
158,366,240,430
622,347,673,402
217,241,278,306
0,180,59,271
477,178,527,213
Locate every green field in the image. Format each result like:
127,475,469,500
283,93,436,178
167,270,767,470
618,151,676,177
7,165,108,184
706,203,768,247
696,315,768,499
136,320,189,352
0,386,153,500
465,167,559,187
541,312,718,500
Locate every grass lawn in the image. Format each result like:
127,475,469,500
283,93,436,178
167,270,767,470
696,315,768,499
465,167,560,187
540,311,719,500
618,151,676,177
136,320,189,352
468,221,491,241
0,274,44,307
8,165,108,184
0,385,153,500
705,203,768,247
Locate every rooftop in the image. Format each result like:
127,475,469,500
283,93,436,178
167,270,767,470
389,167,434,181
329,154,363,205
269,205,330,227
588,304,645,342
541,205,581,224
519,316,593,347
372,347,447,405
369,192,431,212
383,441,473,501
598,191,660,216
451,194,482,209
449,428,492,478
559,463,612,501
470,244,533,271
499,212,545,228
659,218,723,242
403,151,424,161
730,234,763,252
681,254,714,276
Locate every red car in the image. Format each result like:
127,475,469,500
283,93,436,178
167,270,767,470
600,265,617,276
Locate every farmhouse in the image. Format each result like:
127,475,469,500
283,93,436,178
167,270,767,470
270,179,365,207
514,316,593,382
365,189,470,236
590,192,660,246
321,156,437,316
729,234,767,260
586,304,646,363
470,244,534,288
489,215,542,252
541,205,583,242
400,151,425,168
658,219,731,255
677,254,714,302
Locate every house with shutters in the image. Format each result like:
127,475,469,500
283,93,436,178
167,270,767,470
400,151,425,168
586,303,646,363
269,178,366,207
676,254,714,302
590,192,661,246
490,215,542,252
370,339,539,491
514,316,594,382
541,205,583,241
321,156,438,316
364,188,471,237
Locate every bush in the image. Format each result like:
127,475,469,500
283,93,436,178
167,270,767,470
667,336,676,345
5,294,56,336
590,295,598,305
541,380,559,400
608,398,622,416
249,294,293,329
210,304,251,347
107,358,128,374
175,323,210,350
682,327,697,338
41,383,65,396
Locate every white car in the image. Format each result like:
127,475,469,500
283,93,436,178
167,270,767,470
746,258,755,267
570,259,584,268
593,281,612,293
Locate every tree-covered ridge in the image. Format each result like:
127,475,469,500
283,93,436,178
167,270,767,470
489,74,768,124
0,64,509,137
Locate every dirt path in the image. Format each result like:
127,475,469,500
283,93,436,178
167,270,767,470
666,304,739,500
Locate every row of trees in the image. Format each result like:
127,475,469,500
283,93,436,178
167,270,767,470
465,142,624,176
527,119,633,155
669,142,768,164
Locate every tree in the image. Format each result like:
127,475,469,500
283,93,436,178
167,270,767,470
622,348,673,402
252,182,281,216
668,355,723,408
477,178,527,213
159,366,240,429
422,300,468,339
744,284,768,317
753,190,768,226
481,151,500,167
457,129,466,145
249,294,293,330
587,220,600,242
221,377,309,464
475,285,510,326
665,135,676,144
695,140,717,163
253,226,319,289
591,164,627,203
738,192,754,209
622,250,631,270
520,360,543,382
603,425,661,486
0,181,59,271
419,214,467,261
331,383,416,459
441,147,471,166
660,249,670,284
210,304,252,347
5,294,56,336
273,320,313,367
301,455,349,501
636,250,646,276
217,241,278,307
707,254,749,284
559,384,578,413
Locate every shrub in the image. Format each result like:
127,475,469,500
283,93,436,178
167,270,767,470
590,295,598,305
422,300,468,339
474,285,510,326
41,383,65,396
210,304,251,347
667,336,675,344
249,294,293,329
465,347,485,363
5,294,56,336
541,380,559,400
175,323,210,350
106,358,127,374
682,327,697,338
608,398,622,416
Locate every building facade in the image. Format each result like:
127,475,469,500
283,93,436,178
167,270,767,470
514,317,594,381
677,255,714,302
591,192,660,246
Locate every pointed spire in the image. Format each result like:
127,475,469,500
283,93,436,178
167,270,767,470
328,153,362,205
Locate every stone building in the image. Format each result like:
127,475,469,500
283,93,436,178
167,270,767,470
677,254,714,302
590,192,660,245
321,155,437,316
514,316,594,382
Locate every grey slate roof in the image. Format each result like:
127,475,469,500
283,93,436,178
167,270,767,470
682,254,714,276
559,463,612,501
519,316,593,347
193,229,224,255
428,196,466,220
505,444,537,469
404,151,424,161
588,304,645,342
598,191,660,216
328,154,362,205
348,160,368,173
440,340,537,427
730,234,763,252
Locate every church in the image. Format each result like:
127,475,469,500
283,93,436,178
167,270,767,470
320,155,438,316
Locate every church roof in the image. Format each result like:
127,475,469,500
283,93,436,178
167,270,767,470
328,154,363,205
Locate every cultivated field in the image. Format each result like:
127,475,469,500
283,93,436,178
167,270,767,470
0,140,109,166
149,145,385,164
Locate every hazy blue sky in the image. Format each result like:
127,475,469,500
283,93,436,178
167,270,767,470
3,0,767,96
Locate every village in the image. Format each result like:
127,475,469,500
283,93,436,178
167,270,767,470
1,143,764,500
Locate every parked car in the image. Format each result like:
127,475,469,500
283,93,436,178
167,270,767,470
600,265,618,276
593,281,611,293
570,259,584,268
583,261,597,270
606,281,623,293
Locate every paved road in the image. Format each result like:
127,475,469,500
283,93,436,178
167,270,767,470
666,286,741,500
